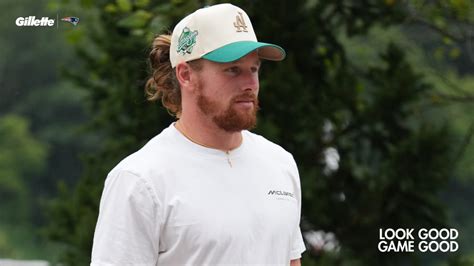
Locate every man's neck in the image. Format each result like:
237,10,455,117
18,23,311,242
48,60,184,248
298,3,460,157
175,115,243,152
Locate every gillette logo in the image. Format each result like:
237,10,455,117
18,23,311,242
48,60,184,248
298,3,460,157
15,16,79,27
16,16,55,27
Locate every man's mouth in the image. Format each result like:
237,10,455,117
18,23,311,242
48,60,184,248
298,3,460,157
233,98,256,108
235,99,254,103
233,96,256,103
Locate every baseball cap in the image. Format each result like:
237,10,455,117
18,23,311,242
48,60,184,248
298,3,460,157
170,3,286,68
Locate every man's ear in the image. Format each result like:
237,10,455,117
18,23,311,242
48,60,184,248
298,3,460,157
176,62,194,92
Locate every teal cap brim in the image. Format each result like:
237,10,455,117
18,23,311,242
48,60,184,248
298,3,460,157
202,41,286,63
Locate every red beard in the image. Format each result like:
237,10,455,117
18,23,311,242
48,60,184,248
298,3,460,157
197,90,259,132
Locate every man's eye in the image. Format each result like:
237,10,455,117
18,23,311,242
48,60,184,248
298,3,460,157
226,67,240,74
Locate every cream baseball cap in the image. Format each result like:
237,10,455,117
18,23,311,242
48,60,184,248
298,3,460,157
170,3,285,68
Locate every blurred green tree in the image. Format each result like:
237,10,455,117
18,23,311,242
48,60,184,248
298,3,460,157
0,0,99,259
0,115,47,224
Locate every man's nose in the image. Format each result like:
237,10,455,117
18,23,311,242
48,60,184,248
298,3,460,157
241,71,259,92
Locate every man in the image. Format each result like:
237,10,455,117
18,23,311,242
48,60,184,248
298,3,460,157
91,3,305,266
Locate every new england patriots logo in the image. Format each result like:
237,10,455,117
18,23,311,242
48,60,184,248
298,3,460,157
61,17,79,26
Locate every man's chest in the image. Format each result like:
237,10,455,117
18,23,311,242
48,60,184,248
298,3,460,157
157,164,299,251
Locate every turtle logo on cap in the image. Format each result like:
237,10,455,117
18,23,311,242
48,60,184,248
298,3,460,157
177,27,198,55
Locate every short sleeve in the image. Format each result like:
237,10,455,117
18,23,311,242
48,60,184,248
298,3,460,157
91,170,161,266
288,154,306,260
290,227,306,259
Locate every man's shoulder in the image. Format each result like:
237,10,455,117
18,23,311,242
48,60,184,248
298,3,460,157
110,125,177,176
244,130,295,162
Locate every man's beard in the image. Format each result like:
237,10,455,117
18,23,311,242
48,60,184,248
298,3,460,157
196,84,259,132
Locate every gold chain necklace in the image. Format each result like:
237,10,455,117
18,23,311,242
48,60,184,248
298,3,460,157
175,121,238,168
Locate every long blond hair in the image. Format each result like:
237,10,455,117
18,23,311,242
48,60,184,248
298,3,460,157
145,34,181,117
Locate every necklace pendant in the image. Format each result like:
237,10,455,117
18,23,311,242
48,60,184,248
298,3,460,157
226,151,232,168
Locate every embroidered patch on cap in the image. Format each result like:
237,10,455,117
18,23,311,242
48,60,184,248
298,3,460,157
177,27,198,55
233,12,248,32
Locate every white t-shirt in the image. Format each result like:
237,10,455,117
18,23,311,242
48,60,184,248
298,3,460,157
91,123,306,266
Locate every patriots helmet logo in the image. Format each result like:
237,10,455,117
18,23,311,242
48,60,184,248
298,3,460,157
61,17,80,26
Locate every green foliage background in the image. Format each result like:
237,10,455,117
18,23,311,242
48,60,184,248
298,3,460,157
0,0,473,265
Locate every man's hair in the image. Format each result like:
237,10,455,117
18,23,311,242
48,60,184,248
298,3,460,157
145,34,202,117
145,34,181,117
